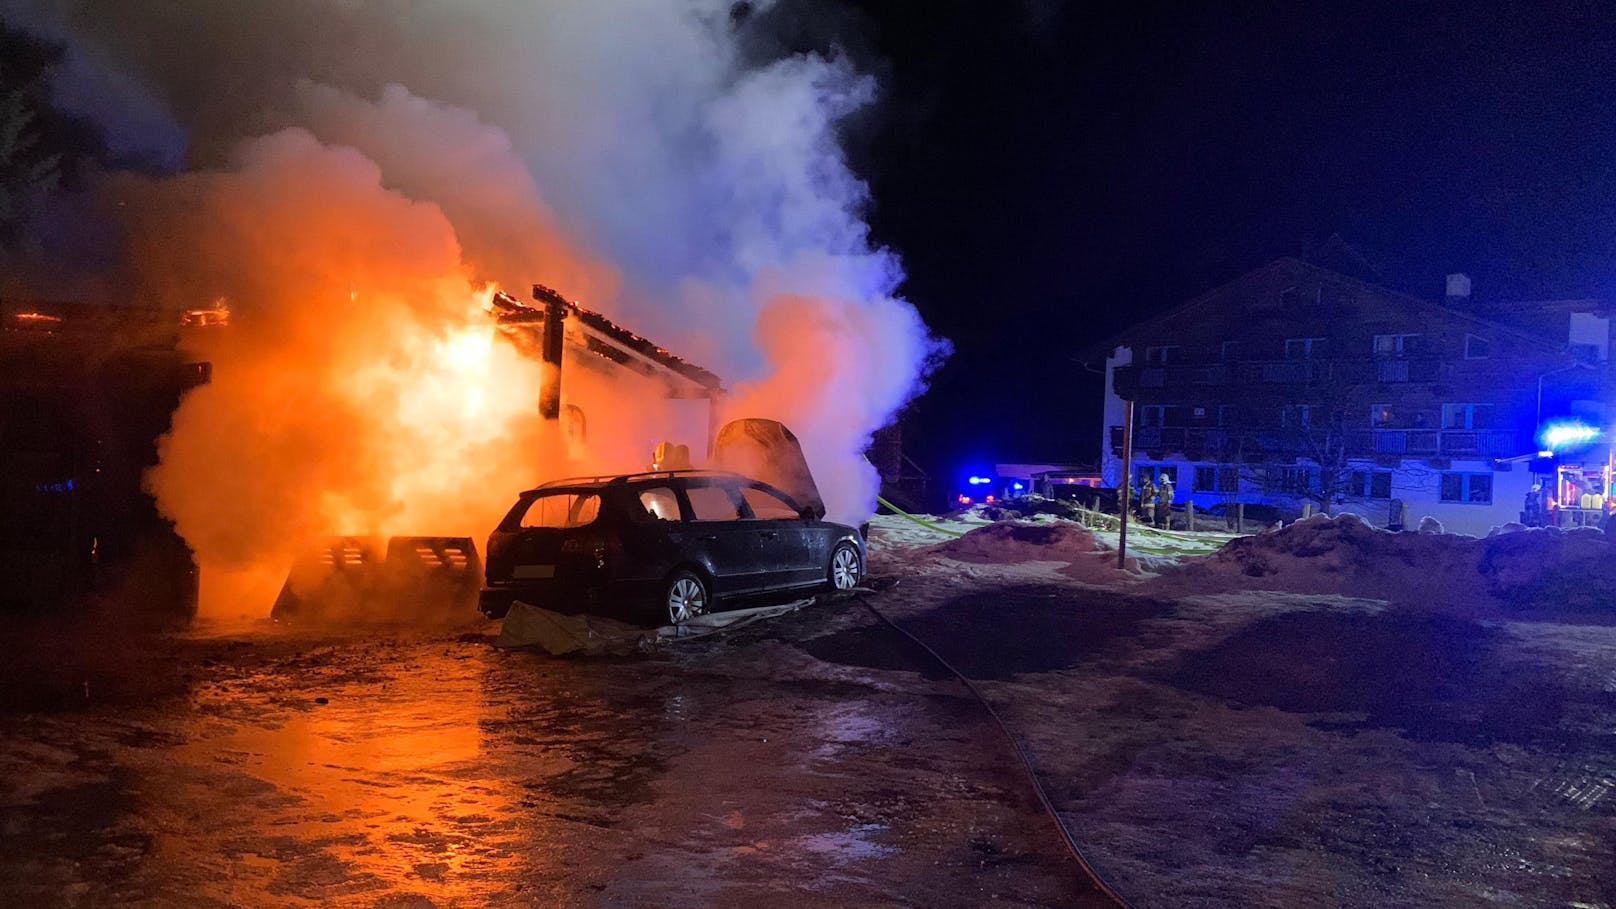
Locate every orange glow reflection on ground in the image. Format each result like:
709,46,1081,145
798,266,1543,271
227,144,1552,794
155,640,533,906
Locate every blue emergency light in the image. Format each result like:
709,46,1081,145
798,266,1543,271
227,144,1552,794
968,476,992,485
1540,420,1600,451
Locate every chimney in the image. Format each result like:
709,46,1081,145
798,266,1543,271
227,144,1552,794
1445,273,1472,306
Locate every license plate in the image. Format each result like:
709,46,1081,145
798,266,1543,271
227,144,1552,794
513,564,556,579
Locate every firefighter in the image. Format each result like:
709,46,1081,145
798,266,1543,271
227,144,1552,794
1157,474,1175,529
1138,475,1156,526
1523,484,1543,526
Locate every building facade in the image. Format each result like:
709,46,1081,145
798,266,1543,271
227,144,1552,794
1094,259,1577,536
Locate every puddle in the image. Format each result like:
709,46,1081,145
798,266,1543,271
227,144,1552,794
792,823,896,862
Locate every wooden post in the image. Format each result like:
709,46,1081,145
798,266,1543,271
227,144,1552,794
1236,502,1245,534
1186,500,1196,532
535,285,568,421
1117,400,1134,569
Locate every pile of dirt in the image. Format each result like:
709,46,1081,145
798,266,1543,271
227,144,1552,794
1159,513,1616,616
930,521,1108,564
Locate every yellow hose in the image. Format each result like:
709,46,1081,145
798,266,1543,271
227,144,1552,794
875,495,968,537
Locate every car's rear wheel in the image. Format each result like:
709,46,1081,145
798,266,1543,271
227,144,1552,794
829,542,861,591
664,570,709,625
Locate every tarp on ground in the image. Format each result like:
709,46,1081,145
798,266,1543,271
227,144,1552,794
495,598,818,655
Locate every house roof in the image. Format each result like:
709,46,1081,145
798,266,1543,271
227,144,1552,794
1075,257,1570,367
489,287,724,393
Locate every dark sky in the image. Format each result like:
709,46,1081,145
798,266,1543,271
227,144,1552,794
823,1,1616,479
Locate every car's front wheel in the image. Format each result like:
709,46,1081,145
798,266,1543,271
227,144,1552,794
828,542,861,591
663,570,710,625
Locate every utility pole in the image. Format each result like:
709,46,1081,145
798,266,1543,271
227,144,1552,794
1117,399,1133,569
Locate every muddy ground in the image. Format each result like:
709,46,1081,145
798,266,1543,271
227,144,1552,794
855,553,1616,909
4,554,1615,908
0,600,1105,909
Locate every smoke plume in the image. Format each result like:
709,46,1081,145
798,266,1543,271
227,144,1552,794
2,1,945,613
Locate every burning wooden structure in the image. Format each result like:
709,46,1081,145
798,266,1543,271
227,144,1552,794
489,284,725,458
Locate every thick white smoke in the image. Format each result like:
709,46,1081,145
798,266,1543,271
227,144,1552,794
4,2,944,581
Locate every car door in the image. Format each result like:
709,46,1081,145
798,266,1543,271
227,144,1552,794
738,482,817,587
679,480,770,594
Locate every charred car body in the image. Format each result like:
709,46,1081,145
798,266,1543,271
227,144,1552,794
480,469,865,625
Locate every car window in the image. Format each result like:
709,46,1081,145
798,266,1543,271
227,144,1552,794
638,486,680,521
741,486,799,519
518,492,601,529
685,484,743,522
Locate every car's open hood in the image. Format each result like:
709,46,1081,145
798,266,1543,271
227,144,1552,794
712,418,826,519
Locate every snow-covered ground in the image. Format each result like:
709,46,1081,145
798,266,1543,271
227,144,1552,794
863,509,1616,907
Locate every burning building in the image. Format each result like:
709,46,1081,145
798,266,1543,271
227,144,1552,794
2,5,944,618
488,284,724,460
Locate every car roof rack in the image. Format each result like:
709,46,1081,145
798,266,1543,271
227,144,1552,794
527,468,751,493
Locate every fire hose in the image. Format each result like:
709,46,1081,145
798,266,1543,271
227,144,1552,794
852,591,1137,909
875,495,968,537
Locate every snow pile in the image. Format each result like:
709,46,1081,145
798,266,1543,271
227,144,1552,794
925,520,1146,581
863,513,985,555
1475,523,1616,614
1157,513,1616,615
931,521,1107,563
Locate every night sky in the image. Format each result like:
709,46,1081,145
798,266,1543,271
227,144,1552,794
10,2,1616,488
819,1,1616,481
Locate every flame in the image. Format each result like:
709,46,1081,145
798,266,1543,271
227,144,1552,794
314,287,552,540
12,311,64,327
181,298,232,328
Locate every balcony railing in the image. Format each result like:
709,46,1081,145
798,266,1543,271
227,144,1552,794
1369,429,1439,455
1111,425,1521,460
1113,356,1443,394
1111,425,1231,455
1438,430,1518,457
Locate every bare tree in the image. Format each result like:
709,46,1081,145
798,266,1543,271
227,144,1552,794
0,22,106,250
0,74,61,243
